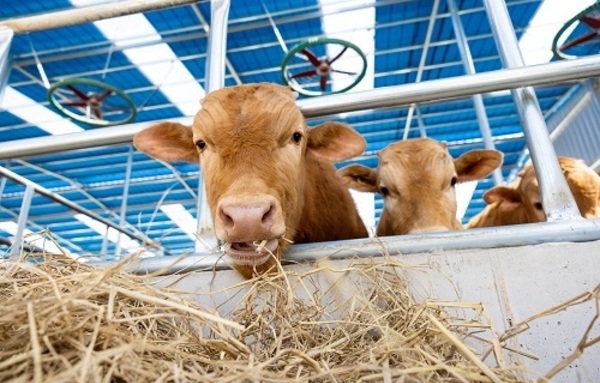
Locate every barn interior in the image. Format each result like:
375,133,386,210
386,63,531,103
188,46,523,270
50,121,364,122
0,1,599,381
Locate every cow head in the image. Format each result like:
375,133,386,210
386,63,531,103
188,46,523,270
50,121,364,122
338,138,503,235
466,182,527,228
513,157,600,222
134,83,365,276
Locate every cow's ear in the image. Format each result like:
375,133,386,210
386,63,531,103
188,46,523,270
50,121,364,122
307,122,366,162
455,149,503,182
337,164,378,193
134,122,198,163
483,186,522,205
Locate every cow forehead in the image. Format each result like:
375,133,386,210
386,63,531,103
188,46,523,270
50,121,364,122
192,84,304,139
378,139,453,180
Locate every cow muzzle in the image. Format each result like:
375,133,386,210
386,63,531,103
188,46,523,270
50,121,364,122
215,195,285,266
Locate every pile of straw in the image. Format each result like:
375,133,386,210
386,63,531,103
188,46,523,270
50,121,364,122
0,252,597,382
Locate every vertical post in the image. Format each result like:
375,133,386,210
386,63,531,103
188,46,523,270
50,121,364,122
402,0,440,141
196,0,230,252
482,0,580,221
11,184,34,258
0,28,13,105
0,160,9,205
415,105,427,138
447,0,503,186
115,145,134,257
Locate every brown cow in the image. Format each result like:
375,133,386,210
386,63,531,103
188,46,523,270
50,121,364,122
337,138,503,236
467,157,600,228
134,83,368,278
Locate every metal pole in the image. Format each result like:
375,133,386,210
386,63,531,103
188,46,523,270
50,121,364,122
115,145,135,257
448,0,503,186
482,0,580,222
10,184,34,258
116,218,600,275
2,56,600,159
0,165,160,249
195,0,230,252
402,0,439,141
415,105,427,138
0,0,206,34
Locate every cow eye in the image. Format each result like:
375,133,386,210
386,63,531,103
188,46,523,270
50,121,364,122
450,176,457,187
380,186,390,197
534,202,543,210
292,132,303,144
196,140,206,150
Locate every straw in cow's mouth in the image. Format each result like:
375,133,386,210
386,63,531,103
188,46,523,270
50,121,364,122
222,239,279,265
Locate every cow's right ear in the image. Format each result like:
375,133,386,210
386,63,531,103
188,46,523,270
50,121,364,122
337,164,378,193
483,186,522,205
307,122,366,162
133,122,198,163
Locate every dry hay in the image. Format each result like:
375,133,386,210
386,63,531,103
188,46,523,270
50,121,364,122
0,251,598,383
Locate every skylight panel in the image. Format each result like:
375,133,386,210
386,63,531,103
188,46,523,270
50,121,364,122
2,87,84,135
74,214,141,251
0,220,76,257
519,0,597,65
160,203,197,241
70,0,205,116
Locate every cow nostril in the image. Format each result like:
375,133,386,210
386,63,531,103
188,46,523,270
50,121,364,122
219,207,234,227
262,203,276,224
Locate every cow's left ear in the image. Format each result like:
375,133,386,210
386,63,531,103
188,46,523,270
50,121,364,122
455,149,503,182
307,122,366,162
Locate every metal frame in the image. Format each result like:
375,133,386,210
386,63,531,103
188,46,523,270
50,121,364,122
1,54,600,159
1,0,599,269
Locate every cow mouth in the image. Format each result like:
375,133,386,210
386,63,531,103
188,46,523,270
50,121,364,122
223,238,279,266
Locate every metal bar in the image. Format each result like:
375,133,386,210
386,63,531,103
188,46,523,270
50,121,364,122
0,165,159,248
117,219,600,275
10,184,34,258
448,0,503,186
115,145,135,257
195,0,230,252
192,3,242,85
2,56,600,160
482,0,580,222
402,0,439,141
0,0,206,34
415,105,427,138
13,158,158,242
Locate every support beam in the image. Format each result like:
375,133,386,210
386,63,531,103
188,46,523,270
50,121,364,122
0,165,161,250
0,0,207,34
482,0,580,222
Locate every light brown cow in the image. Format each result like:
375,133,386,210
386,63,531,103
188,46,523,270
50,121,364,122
467,157,600,228
134,83,368,278
337,138,503,236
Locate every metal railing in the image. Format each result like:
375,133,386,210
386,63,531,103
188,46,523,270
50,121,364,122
1,0,599,272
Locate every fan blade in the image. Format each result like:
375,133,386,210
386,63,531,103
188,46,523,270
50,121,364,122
301,48,322,66
291,69,318,79
62,101,88,107
66,85,89,100
581,15,600,29
93,107,103,119
560,32,597,51
320,75,327,91
328,46,348,64
331,69,358,76
97,89,113,101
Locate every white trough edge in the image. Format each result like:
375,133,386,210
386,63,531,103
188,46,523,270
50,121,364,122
102,217,600,275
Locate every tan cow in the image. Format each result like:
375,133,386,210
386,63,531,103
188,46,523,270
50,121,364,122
467,157,600,228
134,83,368,278
337,138,503,236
